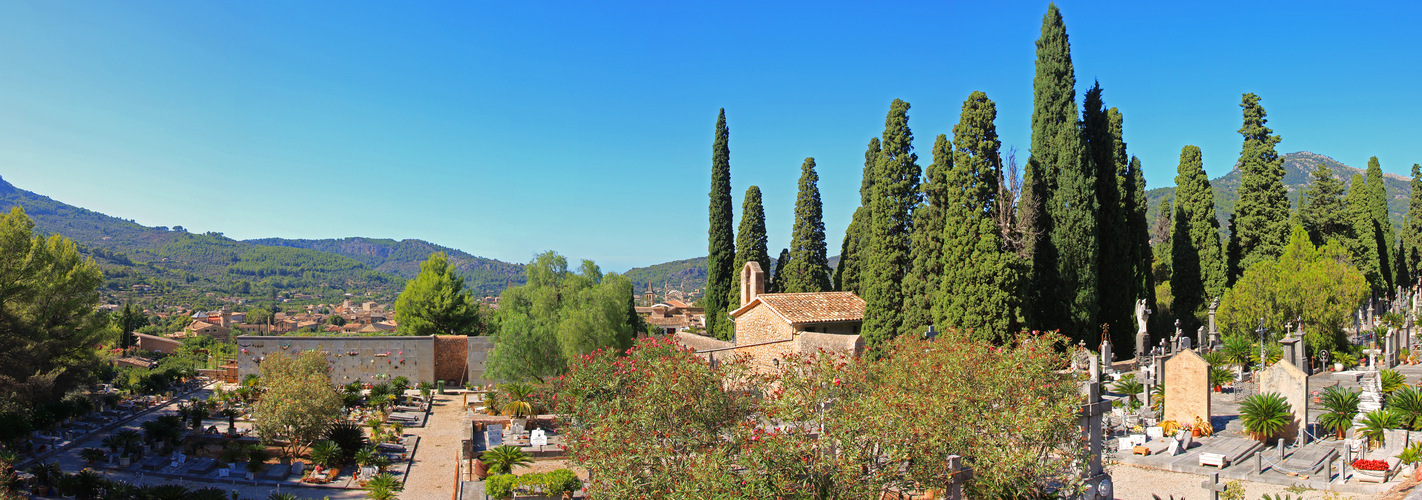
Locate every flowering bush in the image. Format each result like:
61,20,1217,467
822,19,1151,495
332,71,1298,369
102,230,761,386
555,330,1087,499
1353,458,1390,471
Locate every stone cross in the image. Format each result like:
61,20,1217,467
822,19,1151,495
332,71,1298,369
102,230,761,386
1173,319,1182,344
1200,472,1228,500
943,455,973,500
1078,361,1113,500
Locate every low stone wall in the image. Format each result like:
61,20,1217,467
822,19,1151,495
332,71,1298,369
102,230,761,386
797,331,864,357
673,332,733,352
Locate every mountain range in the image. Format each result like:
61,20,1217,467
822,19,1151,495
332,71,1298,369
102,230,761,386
0,151,1409,304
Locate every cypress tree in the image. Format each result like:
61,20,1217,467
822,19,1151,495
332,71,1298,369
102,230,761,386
723,186,770,337
1084,83,1133,347
1299,164,1350,247
1366,157,1396,293
902,134,952,336
1170,145,1226,334
1400,164,1422,286
704,109,735,339
861,99,920,347
1347,173,1383,292
782,158,832,293
936,92,1020,340
834,138,880,293
1124,155,1154,357
1225,213,1242,287
1023,4,1096,342
1231,93,1288,277
771,248,790,294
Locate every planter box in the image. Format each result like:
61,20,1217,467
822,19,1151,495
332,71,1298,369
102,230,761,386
1354,467,1391,483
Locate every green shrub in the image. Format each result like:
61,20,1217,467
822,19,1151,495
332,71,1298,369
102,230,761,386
486,473,517,498
1239,392,1293,442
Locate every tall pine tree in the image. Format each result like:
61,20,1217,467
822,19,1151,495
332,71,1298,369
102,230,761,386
1231,93,1288,278
1124,155,1154,358
1299,164,1350,247
705,109,736,340
834,138,880,294
724,186,770,330
1366,157,1396,294
861,99,920,347
1400,164,1422,287
902,135,951,336
1347,173,1384,293
781,158,832,293
1083,83,1132,348
1170,145,1226,335
936,91,1020,340
771,248,790,294
1022,4,1096,342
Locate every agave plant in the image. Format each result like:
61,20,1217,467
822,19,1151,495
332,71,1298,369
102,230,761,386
482,444,532,475
1239,392,1293,442
1390,385,1422,431
1359,408,1403,450
1319,385,1361,439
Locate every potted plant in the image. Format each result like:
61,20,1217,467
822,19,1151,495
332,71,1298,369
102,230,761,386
1359,409,1403,450
1399,442,1422,480
1316,386,1358,440
500,383,536,429
245,444,269,479
78,448,106,465
55,471,76,499
1239,392,1293,443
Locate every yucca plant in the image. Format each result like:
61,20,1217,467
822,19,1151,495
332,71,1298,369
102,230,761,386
1390,385,1422,431
1382,369,1408,394
1359,408,1403,450
482,445,532,475
1319,385,1361,439
1239,392,1293,442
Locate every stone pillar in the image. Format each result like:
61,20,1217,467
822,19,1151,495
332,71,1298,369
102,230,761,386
1100,339,1113,372
1196,326,1207,353
1279,335,1306,374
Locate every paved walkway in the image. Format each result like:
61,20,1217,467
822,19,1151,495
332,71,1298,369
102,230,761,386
400,391,468,499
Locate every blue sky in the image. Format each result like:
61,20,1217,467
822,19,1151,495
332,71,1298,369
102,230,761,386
0,1,1417,271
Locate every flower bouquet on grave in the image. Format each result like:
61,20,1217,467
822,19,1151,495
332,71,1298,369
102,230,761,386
1353,458,1389,471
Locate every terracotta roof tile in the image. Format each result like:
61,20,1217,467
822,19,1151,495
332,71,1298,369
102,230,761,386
734,292,864,324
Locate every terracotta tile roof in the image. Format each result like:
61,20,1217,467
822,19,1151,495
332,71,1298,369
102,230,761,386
731,292,865,324
665,299,691,309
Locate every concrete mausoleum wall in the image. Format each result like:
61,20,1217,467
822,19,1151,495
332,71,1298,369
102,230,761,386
237,336,436,385
1258,360,1309,442
466,336,495,387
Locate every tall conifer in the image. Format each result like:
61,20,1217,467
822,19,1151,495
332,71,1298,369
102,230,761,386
1366,157,1396,293
1347,173,1384,292
862,99,919,347
1124,155,1154,355
936,92,1020,340
902,135,951,336
1084,84,1132,347
704,109,735,339
1400,164,1422,286
1023,4,1096,342
1170,146,1226,334
771,248,790,294
1231,93,1288,278
1299,164,1350,246
782,158,832,293
724,186,770,335
834,138,880,293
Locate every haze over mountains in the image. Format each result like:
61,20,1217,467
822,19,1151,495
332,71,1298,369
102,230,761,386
0,151,1408,300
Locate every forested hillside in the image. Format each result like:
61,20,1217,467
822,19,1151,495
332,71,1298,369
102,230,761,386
1145,151,1411,234
245,237,525,295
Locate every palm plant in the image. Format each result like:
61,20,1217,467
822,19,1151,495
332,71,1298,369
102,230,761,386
1249,343,1284,369
217,408,241,435
79,447,106,464
1220,334,1254,367
364,472,403,500
482,445,532,475
1111,375,1144,410
325,421,368,463
219,445,247,465
354,445,378,468
1399,441,1422,475
268,493,299,500
1318,385,1361,439
1239,392,1293,442
309,440,342,468
1208,366,1234,389
1390,386,1422,431
1360,409,1404,449
246,444,271,475
1382,369,1408,394
148,483,191,500
500,383,536,419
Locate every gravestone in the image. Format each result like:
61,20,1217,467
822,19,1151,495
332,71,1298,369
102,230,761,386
1258,360,1309,443
1208,298,1221,350
1163,349,1211,425
1196,326,1207,354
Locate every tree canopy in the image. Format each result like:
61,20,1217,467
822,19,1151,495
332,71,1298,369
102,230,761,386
393,252,483,335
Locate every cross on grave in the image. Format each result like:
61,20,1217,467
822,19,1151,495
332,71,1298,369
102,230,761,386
1363,348,1382,371
1078,360,1114,500
1200,472,1228,500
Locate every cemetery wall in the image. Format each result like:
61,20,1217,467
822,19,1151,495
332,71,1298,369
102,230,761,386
236,335,496,386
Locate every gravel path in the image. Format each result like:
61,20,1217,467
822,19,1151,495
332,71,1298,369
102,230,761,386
399,391,466,499
1111,463,1395,500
